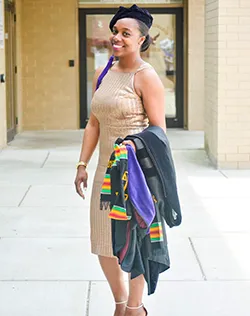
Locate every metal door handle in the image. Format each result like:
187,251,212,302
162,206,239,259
0,74,5,83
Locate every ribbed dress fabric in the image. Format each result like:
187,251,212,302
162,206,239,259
90,62,152,257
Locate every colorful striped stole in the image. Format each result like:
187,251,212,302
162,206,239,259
150,222,163,243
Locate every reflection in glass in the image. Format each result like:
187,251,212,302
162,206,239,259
86,15,113,116
141,14,176,118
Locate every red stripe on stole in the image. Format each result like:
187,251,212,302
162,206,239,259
150,233,162,237
109,213,128,220
102,181,110,186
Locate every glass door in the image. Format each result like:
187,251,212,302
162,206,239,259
5,0,16,142
79,8,183,128
141,14,180,126
85,15,113,118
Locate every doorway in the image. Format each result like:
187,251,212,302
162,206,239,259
5,0,17,142
79,8,184,128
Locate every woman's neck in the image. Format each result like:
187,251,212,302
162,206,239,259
117,54,143,71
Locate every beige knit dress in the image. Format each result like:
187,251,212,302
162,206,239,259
90,62,152,257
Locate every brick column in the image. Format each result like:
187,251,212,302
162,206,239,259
21,0,78,130
0,0,7,148
187,0,205,131
205,0,250,169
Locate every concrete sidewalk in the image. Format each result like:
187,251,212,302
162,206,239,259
0,130,250,316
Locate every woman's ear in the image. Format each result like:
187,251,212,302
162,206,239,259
138,36,146,46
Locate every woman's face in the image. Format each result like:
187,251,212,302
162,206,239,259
110,18,145,58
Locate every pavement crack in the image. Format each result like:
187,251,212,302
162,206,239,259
40,152,50,168
188,237,207,281
18,185,32,207
219,170,228,178
85,281,92,316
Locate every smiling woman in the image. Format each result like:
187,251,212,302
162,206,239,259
76,5,168,316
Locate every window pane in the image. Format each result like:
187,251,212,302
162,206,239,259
141,14,176,118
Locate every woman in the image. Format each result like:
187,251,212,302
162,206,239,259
75,5,166,316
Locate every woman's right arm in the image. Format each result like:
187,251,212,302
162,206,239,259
78,112,100,167
74,67,104,198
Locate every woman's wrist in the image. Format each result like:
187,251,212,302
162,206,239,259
76,161,88,169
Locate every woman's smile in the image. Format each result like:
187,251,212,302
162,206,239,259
112,44,124,51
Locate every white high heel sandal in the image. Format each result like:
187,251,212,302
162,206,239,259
126,303,148,315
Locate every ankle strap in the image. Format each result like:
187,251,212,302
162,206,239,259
126,303,144,310
115,300,127,305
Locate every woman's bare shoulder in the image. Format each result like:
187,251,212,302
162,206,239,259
135,65,163,94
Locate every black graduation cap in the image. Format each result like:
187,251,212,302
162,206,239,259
109,4,153,31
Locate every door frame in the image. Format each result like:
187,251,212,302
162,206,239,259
79,7,184,128
5,0,17,142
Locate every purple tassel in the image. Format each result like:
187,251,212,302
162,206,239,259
96,55,114,90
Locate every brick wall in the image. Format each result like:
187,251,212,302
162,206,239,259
204,0,219,163
205,0,250,169
19,0,205,132
21,0,78,130
188,0,205,130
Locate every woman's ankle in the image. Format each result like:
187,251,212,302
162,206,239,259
125,308,146,316
114,302,127,316
125,304,146,316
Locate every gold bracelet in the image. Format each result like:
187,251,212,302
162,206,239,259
76,161,88,169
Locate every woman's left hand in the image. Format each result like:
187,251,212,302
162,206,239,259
122,140,136,152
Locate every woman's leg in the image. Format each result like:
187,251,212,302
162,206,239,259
125,274,146,316
98,255,128,316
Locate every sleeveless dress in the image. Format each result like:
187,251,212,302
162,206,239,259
90,62,152,257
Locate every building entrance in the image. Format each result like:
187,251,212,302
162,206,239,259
79,7,183,128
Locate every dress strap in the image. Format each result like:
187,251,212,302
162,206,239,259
135,62,153,73
131,62,153,91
